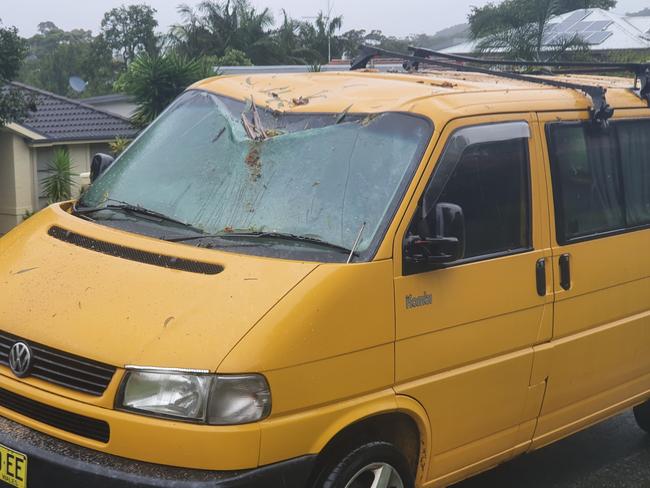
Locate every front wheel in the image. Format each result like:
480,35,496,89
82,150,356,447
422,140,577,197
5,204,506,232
314,441,414,488
633,399,650,433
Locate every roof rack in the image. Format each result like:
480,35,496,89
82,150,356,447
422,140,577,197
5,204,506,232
350,45,650,127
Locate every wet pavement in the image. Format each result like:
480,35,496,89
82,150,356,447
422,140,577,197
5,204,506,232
453,410,650,488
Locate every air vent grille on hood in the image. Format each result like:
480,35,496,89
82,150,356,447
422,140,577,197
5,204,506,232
48,226,223,275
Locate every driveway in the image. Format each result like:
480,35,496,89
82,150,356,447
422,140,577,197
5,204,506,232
452,410,650,488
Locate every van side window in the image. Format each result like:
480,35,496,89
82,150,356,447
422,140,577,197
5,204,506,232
547,120,650,243
616,120,650,227
407,122,531,266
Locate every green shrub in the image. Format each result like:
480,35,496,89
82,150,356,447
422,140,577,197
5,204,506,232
42,148,76,203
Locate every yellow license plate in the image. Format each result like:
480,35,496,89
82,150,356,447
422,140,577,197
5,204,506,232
0,444,27,488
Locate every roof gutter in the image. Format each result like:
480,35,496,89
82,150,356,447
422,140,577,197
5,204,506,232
27,137,134,148
4,123,47,141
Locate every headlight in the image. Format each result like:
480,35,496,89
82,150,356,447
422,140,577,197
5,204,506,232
118,369,271,425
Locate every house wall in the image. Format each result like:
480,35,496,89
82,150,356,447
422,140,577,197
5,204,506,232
0,130,34,234
0,131,18,234
34,142,109,209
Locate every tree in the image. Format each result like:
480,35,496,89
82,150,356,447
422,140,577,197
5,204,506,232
0,21,32,127
116,53,213,127
20,22,117,96
215,47,252,66
298,11,343,63
468,0,612,60
339,29,409,59
170,0,275,63
628,8,650,17
273,10,317,64
101,4,159,67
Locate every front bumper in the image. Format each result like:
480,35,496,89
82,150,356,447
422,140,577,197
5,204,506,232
0,416,316,488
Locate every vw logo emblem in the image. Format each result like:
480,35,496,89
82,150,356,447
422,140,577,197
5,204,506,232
8,342,33,378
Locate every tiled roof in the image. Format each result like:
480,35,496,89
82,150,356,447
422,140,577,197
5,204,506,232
11,82,139,142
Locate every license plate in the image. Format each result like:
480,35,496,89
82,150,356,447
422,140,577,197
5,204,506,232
0,444,27,488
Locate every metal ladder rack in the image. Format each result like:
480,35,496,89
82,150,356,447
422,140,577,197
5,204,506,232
350,45,650,126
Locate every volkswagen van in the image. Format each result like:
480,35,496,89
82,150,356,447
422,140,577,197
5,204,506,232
0,49,649,488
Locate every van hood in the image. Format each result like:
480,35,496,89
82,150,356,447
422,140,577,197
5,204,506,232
0,204,317,370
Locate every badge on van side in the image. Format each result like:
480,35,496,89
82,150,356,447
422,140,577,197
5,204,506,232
405,292,432,309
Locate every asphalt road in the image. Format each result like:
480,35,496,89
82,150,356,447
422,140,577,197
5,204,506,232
452,410,650,488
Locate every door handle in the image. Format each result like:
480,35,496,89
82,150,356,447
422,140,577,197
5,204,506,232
536,258,546,296
559,254,571,290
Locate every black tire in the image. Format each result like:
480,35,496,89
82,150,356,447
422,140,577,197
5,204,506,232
633,399,650,433
313,441,415,488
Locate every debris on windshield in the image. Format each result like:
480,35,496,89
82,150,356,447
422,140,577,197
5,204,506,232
264,128,284,138
241,113,257,139
212,127,226,143
245,146,262,181
252,101,265,132
223,226,234,233
292,96,309,106
335,104,353,124
241,97,268,141
361,113,381,126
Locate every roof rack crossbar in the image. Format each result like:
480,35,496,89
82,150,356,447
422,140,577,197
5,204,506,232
350,45,615,126
408,46,650,107
351,46,650,126
408,46,644,71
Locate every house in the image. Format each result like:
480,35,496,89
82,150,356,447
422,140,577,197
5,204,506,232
0,83,138,234
443,8,650,54
81,93,137,119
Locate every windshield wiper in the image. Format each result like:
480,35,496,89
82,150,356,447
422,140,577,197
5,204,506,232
73,199,204,233
168,231,357,256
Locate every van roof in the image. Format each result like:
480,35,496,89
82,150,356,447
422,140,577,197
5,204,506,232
192,70,647,121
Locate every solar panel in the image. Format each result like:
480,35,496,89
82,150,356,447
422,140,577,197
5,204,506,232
589,20,613,31
542,13,613,48
553,32,580,44
573,21,595,32
558,10,591,28
586,31,613,45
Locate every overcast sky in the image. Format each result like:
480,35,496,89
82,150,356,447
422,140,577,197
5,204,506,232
3,0,650,38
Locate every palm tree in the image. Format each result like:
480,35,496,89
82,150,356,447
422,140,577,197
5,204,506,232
117,53,213,127
273,10,319,64
169,0,276,63
474,0,591,61
299,12,343,63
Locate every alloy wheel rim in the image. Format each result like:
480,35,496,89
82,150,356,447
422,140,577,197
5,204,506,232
343,462,404,488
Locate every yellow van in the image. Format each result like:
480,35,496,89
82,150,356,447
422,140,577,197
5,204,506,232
0,46,649,488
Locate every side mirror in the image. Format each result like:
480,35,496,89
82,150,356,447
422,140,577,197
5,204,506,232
405,202,466,271
90,153,115,183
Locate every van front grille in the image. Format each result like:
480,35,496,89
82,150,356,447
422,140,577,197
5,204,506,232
0,386,110,443
0,331,115,396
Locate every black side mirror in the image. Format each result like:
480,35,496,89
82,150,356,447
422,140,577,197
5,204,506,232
90,153,115,183
405,202,466,271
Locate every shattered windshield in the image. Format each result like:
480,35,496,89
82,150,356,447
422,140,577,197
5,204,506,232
79,90,432,262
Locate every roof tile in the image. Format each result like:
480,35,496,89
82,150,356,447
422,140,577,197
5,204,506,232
11,82,139,142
